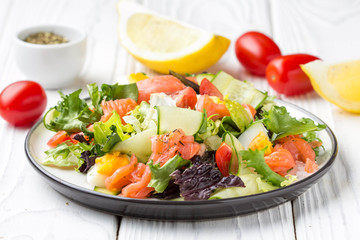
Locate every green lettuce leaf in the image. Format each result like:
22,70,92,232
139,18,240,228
93,111,133,152
239,148,286,187
209,173,278,199
100,83,138,102
218,116,241,137
131,101,151,123
262,105,325,140
87,83,103,115
87,82,139,116
194,115,221,142
280,175,298,187
42,142,92,168
44,90,100,133
148,155,191,193
128,101,157,131
224,99,252,133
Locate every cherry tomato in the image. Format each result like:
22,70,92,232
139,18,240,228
241,104,256,119
0,81,47,126
266,54,320,96
235,31,281,76
215,142,232,176
199,78,223,100
47,131,71,148
173,87,197,109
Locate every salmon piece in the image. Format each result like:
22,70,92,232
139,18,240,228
136,75,186,103
275,137,319,174
172,87,197,109
100,98,137,124
105,154,137,192
195,95,230,120
121,164,154,199
275,135,302,144
305,158,318,173
309,140,323,149
265,148,296,176
281,138,315,163
150,128,201,166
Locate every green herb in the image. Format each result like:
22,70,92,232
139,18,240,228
169,70,199,93
24,32,68,45
148,155,191,193
262,105,326,140
239,148,286,187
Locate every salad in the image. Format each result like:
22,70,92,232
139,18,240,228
42,70,325,200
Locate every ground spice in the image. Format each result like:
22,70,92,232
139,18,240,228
24,32,68,45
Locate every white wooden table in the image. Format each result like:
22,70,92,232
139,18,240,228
1,0,359,239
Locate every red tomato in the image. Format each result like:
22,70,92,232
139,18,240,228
266,54,320,96
235,31,281,76
0,81,47,126
199,78,223,100
47,131,71,148
242,104,256,119
195,95,230,120
215,142,232,176
173,87,198,109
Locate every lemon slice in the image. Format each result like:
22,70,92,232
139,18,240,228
301,59,360,113
117,1,230,74
128,72,149,83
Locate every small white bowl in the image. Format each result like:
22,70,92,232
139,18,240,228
14,24,86,89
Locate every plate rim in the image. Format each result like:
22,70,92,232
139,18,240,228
24,99,338,207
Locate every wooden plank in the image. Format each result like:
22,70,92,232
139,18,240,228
0,0,118,238
271,0,360,239
119,203,295,240
117,0,296,238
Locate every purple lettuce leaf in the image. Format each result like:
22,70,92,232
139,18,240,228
170,158,245,200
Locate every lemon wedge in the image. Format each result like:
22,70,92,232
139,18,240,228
301,59,360,113
116,1,230,74
128,72,149,83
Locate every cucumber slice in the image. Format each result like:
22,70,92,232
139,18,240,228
211,71,234,93
43,108,59,129
223,80,267,109
211,70,267,109
223,132,244,175
238,122,268,149
112,127,157,163
196,73,215,84
94,186,119,195
156,106,204,136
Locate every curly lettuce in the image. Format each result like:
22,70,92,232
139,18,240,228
148,155,191,193
42,142,92,168
224,99,252,133
93,111,133,152
262,105,325,140
44,90,100,133
239,148,286,187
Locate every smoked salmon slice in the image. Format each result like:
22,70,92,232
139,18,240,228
136,75,186,103
100,98,137,124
